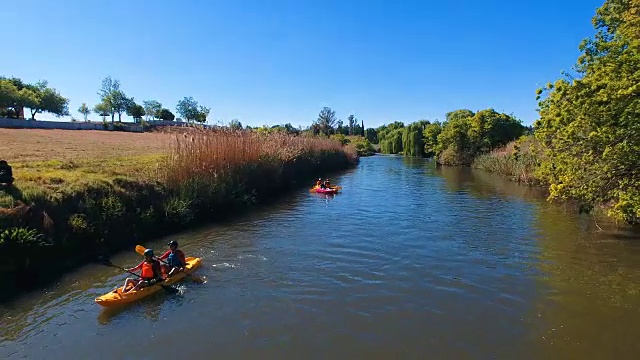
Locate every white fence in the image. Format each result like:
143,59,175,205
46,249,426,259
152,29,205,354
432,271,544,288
0,118,144,132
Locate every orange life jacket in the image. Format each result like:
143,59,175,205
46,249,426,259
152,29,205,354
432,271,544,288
141,261,157,279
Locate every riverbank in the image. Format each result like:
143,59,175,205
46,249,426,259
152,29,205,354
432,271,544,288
0,128,358,301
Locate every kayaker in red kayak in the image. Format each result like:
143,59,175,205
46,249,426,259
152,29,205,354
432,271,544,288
324,178,331,188
159,240,186,277
121,248,163,293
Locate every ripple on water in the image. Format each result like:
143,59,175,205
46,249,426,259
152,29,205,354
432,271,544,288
2,157,640,359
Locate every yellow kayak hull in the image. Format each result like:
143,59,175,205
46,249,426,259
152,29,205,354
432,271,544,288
95,257,202,307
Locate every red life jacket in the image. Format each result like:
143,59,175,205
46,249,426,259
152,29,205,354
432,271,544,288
141,260,159,279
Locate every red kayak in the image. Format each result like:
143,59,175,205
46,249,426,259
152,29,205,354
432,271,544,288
312,187,338,194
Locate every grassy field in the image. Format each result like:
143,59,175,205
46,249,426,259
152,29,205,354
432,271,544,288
0,127,357,299
0,129,172,208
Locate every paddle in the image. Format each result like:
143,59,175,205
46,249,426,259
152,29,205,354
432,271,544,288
134,245,204,284
96,257,178,294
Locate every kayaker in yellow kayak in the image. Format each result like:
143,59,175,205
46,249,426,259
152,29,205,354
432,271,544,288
121,248,164,293
159,240,186,277
316,178,323,188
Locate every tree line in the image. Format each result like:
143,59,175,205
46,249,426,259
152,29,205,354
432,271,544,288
1,75,211,124
367,108,526,165
0,77,69,120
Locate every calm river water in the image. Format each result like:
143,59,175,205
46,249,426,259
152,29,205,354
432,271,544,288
1,156,640,359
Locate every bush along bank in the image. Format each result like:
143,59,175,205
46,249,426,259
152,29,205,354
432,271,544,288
0,129,358,301
471,135,541,186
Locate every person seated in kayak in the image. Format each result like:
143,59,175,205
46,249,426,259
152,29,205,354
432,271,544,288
121,249,163,293
159,240,186,277
324,179,331,188
316,178,323,188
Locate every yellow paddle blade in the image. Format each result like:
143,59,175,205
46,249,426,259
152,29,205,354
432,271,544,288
135,245,147,256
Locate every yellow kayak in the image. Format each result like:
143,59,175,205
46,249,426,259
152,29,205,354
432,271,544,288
95,256,202,307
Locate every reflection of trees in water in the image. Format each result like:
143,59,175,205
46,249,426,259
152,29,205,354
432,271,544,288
436,165,548,201
530,203,640,357
433,162,640,356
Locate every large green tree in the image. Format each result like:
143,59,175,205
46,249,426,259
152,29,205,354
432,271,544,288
315,107,337,136
0,77,68,119
126,102,146,123
534,0,640,225
27,81,70,120
142,100,162,120
176,96,209,123
97,76,120,122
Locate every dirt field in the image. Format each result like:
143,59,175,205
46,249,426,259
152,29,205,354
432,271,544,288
0,129,172,163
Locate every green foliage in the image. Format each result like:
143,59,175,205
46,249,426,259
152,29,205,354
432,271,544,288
314,107,337,136
402,122,428,157
158,108,175,121
229,119,243,130
380,128,404,154
68,213,90,233
423,122,443,157
472,135,541,184
0,228,48,249
533,0,640,225
0,77,69,119
27,81,70,119
446,109,474,122
93,102,111,121
176,96,209,123
365,128,378,144
350,137,376,156
97,76,120,122
331,133,349,145
142,100,162,120
78,103,91,121
126,102,146,122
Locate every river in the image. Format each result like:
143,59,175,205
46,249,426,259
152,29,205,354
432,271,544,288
1,155,640,359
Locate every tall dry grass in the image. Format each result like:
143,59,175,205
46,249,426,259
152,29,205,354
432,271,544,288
472,135,540,185
157,128,357,224
164,128,356,185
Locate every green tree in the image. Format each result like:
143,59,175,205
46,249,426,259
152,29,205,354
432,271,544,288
158,108,175,121
26,81,70,120
142,100,162,120
376,121,405,153
446,109,474,122
365,128,378,144
534,0,640,225
78,102,91,122
111,90,133,122
229,119,243,130
176,96,202,122
195,105,209,123
97,76,120,122
422,122,443,157
0,77,41,119
467,109,524,154
93,102,110,122
126,102,145,123
315,107,337,136
347,114,357,135
402,121,429,157
436,116,472,165
380,128,404,154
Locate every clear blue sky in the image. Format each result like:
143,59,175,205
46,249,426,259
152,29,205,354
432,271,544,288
2,0,603,127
